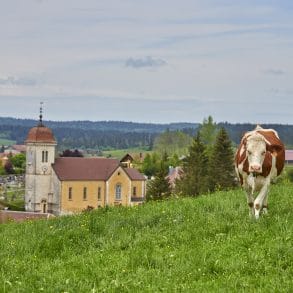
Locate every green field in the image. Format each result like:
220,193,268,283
0,183,293,292
0,139,16,146
102,147,151,159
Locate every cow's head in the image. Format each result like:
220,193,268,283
245,133,266,174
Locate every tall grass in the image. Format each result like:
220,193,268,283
0,183,292,292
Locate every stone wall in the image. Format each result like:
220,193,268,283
0,210,54,224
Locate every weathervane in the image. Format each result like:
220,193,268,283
39,101,44,126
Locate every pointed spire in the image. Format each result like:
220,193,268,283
38,101,44,127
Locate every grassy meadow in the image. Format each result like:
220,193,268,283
0,183,293,292
0,139,16,146
102,147,151,159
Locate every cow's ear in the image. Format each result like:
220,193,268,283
266,143,283,153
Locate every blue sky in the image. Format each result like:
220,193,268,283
0,0,292,123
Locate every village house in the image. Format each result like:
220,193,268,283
285,150,293,165
24,116,146,215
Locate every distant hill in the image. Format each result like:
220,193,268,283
1,117,293,149
0,117,198,133
0,117,199,150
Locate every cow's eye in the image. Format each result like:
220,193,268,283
262,151,266,155
248,151,252,155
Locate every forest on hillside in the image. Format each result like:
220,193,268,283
1,117,293,149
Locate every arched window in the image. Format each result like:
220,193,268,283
42,151,48,163
83,187,87,200
115,184,122,200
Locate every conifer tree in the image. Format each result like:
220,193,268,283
208,127,235,191
175,133,209,196
198,115,218,157
146,152,171,201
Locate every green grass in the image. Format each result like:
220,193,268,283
0,139,16,146
0,183,293,292
102,147,151,159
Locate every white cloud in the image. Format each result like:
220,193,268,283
125,56,167,69
263,69,286,76
0,76,37,86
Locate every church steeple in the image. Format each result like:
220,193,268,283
25,103,57,213
38,101,44,127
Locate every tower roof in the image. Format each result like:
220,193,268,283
25,125,56,144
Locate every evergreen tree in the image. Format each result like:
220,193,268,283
175,133,209,196
208,127,235,191
198,116,218,157
146,152,171,201
141,153,158,177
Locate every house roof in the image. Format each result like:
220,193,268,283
12,145,26,152
120,153,134,163
285,150,293,161
25,125,56,144
124,168,146,181
52,157,145,181
52,157,119,181
167,166,183,185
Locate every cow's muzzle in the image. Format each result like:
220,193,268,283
250,164,262,173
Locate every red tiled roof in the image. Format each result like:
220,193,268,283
124,168,146,181
120,153,134,162
25,126,56,144
167,167,183,187
285,150,293,161
12,145,26,152
52,157,120,181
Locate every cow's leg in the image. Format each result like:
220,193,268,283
244,185,254,217
262,192,269,215
254,179,270,219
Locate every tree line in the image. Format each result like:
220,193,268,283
1,117,293,150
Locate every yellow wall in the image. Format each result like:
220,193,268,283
59,167,146,214
61,180,106,213
130,180,145,206
107,167,131,206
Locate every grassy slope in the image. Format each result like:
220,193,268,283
0,139,16,146
0,184,293,292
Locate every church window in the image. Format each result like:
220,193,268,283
115,184,122,200
42,151,48,163
97,187,102,200
83,187,87,200
133,186,137,196
68,187,72,200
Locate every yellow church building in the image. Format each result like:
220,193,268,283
24,116,146,215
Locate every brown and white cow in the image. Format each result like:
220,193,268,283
235,125,285,219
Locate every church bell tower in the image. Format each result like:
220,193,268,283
25,103,57,213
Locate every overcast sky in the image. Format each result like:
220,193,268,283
0,0,292,123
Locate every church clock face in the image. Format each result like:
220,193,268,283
42,165,48,173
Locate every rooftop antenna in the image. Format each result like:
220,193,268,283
38,101,44,126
